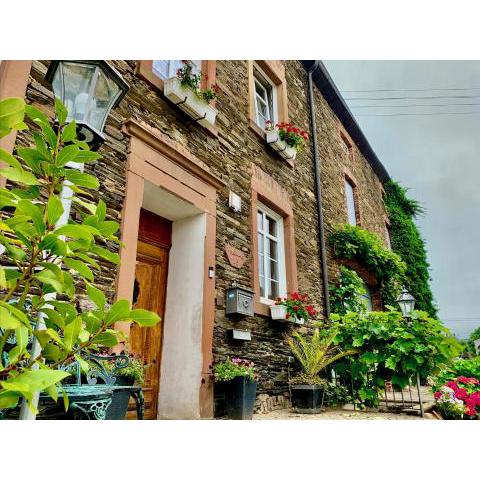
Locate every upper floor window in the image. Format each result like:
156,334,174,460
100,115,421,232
152,60,201,80
253,64,278,129
344,178,358,226
257,202,286,302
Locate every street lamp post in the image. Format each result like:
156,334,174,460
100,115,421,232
45,60,129,151
396,287,424,417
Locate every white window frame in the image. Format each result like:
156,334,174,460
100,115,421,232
344,178,357,226
253,64,278,129
152,60,201,80
257,202,287,304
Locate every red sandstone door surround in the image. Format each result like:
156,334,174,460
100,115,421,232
115,119,225,419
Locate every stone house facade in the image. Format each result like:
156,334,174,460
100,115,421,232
0,60,391,418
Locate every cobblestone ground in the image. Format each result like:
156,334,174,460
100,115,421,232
253,407,425,420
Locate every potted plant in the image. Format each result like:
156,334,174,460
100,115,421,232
213,358,257,420
163,60,219,128
286,329,358,413
84,352,145,420
265,120,308,161
271,292,317,324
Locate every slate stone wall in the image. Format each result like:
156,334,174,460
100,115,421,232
15,60,387,411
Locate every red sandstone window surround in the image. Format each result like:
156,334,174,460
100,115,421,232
250,164,298,316
247,61,289,140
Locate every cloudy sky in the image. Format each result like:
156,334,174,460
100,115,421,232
324,61,480,339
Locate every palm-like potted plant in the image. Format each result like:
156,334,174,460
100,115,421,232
286,328,358,413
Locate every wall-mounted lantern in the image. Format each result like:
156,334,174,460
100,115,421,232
396,287,415,319
46,60,129,151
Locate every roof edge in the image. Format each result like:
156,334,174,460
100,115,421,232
302,60,390,183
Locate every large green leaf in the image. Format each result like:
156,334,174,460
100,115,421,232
47,196,64,226
92,330,119,347
39,233,67,256
63,316,82,350
0,98,25,138
0,391,20,409
17,199,45,235
0,306,23,329
0,148,22,170
55,223,94,242
91,245,120,264
74,150,102,163
65,169,99,189
34,268,63,292
64,257,93,281
0,369,70,394
57,145,80,167
61,121,77,143
0,166,39,185
86,282,106,311
24,104,49,125
54,97,68,125
8,326,29,364
105,299,131,325
129,309,161,327
16,147,48,173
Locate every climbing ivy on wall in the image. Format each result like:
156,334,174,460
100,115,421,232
383,180,437,318
329,224,406,307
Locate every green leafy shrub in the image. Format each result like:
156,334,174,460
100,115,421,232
433,357,480,389
331,310,462,407
324,381,351,406
0,97,160,414
329,224,406,306
384,180,437,317
286,328,358,385
91,354,146,385
329,266,367,315
214,358,255,382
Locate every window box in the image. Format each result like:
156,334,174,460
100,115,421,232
163,77,217,128
269,304,305,324
266,130,297,161
270,304,287,320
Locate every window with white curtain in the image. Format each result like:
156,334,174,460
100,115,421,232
359,280,373,312
344,178,358,226
152,60,201,80
257,202,286,301
253,65,277,128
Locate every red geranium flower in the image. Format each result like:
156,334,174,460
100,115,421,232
446,381,459,391
455,388,468,401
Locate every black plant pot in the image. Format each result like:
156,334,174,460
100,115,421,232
291,385,325,413
105,375,135,420
215,376,257,420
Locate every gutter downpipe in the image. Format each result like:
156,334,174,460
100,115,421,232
307,61,331,319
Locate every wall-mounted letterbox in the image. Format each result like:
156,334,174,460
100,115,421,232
225,286,254,317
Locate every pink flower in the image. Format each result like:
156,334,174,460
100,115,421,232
434,391,442,400
446,381,459,391
468,377,479,385
457,376,470,384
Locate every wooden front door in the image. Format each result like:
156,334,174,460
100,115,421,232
129,209,172,419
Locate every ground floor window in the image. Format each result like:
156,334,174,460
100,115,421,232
257,202,287,302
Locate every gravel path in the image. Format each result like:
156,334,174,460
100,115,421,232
253,407,425,420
